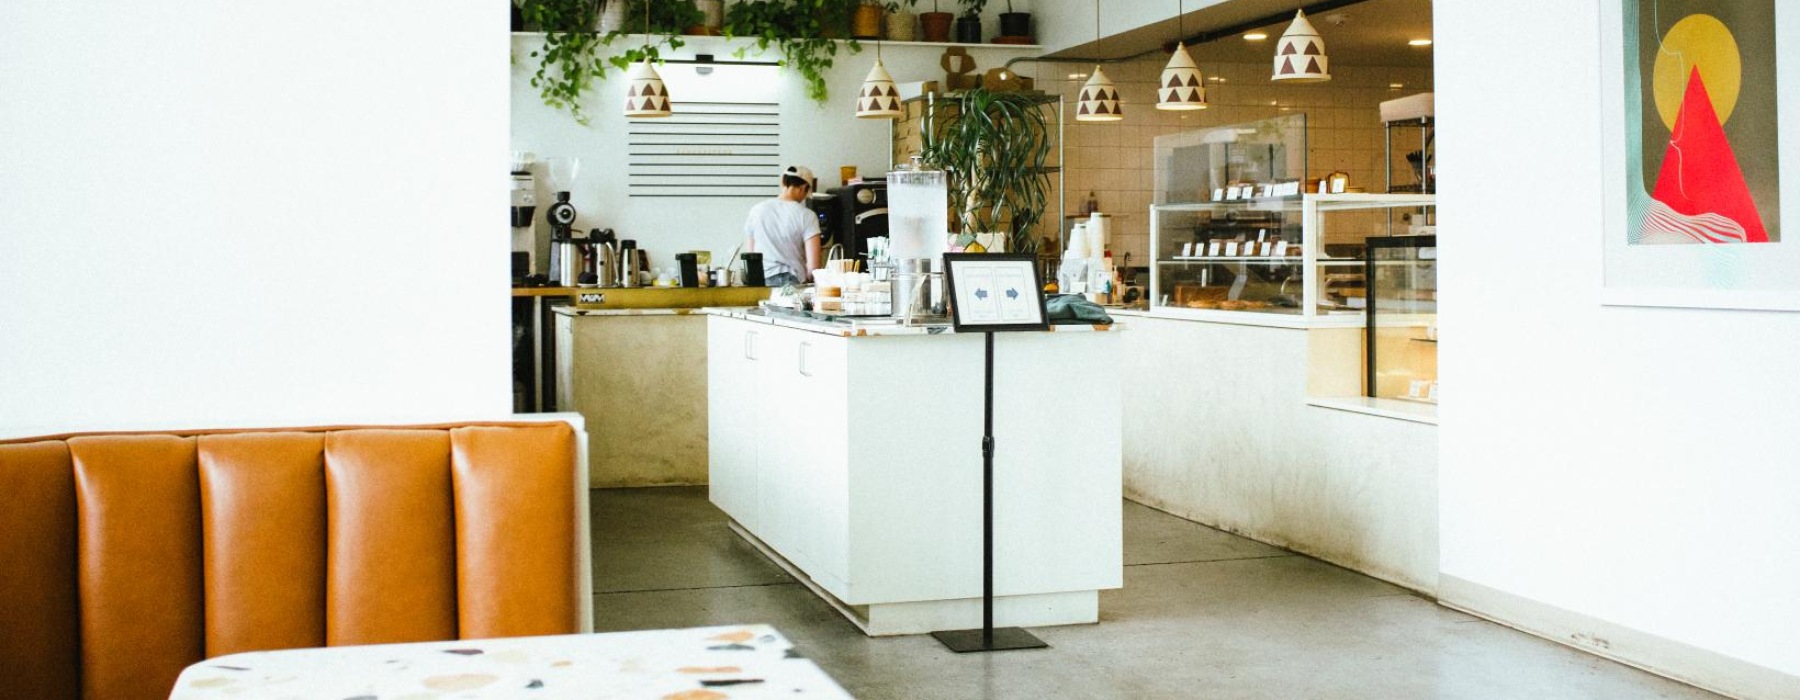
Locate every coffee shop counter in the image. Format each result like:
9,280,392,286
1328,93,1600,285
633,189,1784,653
704,308,1123,636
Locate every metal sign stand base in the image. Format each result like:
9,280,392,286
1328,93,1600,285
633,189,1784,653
930,332,1049,654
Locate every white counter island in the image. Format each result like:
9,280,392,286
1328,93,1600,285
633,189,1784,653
706,309,1122,636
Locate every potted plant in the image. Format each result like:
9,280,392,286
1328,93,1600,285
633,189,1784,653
851,0,885,39
918,88,1055,253
997,0,1030,40
688,0,725,35
884,0,918,41
723,0,861,102
919,0,954,42
518,0,698,125
954,0,985,43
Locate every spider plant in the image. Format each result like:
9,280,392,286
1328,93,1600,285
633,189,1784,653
918,89,1054,253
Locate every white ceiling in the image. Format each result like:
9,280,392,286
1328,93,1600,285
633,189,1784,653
1046,0,1435,68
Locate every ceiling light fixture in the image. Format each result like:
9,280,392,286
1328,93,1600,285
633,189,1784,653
855,38,902,119
1408,38,1433,47
1157,0,1207,111
624,0,671,118
1271,8,1330,83
1243,32,1268,41
1076,0,1122,122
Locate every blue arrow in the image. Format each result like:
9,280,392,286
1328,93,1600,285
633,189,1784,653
975,288,990,300
1005,288,1019,300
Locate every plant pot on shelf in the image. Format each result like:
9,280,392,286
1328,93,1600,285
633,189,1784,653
597,0,625,33
997,12,1030,40
686,0,723,35
953,15,982,43
920,11,954,42
885,10,917,41
851,3,883,39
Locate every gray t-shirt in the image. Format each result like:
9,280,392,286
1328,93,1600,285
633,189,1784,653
744,198,820,280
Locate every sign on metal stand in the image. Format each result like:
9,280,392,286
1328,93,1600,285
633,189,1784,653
931,253,1051,654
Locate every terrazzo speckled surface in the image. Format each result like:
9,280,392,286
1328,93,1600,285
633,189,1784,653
169,625,850,699
592,487,1727,700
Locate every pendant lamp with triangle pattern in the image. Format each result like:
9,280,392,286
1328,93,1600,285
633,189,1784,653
856,59,903,119
625,60,672,118
1076,0,1121,122
624,0,672,118
1077,66,1123,122
1272,9,1330,83
1157,42,1206,110
1158,0,1205,110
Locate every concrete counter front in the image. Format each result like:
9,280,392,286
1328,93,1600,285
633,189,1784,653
705,311,1123,636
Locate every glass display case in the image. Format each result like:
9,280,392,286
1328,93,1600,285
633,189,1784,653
1150,193,1437,325
1365,235,1438,403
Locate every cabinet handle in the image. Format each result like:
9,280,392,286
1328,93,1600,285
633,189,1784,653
745,330,758,360
797,341,811,377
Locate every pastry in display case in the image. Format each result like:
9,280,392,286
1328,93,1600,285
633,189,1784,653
1365,235,1438,402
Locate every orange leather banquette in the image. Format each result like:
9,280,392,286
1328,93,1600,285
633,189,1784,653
0,420,592,700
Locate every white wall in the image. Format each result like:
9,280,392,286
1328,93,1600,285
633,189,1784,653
1437,1,1800,696
510,36,1038,272
0,1,508,436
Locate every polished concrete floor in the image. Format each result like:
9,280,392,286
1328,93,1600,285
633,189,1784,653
591,487,1722,700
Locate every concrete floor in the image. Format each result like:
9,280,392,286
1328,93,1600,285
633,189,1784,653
591,487,1722,700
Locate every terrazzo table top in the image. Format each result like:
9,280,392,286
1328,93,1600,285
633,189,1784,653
168,624,852,700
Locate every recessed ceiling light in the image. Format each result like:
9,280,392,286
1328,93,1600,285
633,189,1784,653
1408,39,1433,46
1210,76,1227,82
1269,100,1279,106
1389,83,1404,89
1243,32,1268,41
1068,72,1088,80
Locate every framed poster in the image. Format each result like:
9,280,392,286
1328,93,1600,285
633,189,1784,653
942,253,1048,332
1600,0,1800,310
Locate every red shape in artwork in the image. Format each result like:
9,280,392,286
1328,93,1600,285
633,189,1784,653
1649,67,1768,242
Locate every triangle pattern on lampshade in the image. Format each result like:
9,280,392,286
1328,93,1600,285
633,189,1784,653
1077,66,1123,121
1157,42,1206,111
625,60,672,118
1272,9,1331,82
856,59,902,119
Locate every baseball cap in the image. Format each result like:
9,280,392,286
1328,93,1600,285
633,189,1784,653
780,165,816,186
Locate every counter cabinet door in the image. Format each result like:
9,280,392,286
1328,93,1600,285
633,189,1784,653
707,317,760,528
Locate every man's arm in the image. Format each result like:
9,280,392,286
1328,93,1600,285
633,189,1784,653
805,235,822,282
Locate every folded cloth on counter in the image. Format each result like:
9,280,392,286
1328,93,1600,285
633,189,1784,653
1045,294,1113,325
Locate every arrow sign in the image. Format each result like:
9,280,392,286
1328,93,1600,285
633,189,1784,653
1005,288,1019,300
975,288,990,300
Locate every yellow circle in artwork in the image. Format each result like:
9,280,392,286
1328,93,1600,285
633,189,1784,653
1652,13,1742,130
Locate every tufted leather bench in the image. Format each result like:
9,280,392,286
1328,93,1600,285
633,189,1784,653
0,421,593,700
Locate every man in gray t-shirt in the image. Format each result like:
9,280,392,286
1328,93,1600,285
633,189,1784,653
744,165,821,287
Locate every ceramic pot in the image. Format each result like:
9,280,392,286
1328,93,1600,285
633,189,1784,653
596,0,625,33
851,4,883,39
919,11,953,42
885,10,917,41
998,12,1030,38
953,15,981,43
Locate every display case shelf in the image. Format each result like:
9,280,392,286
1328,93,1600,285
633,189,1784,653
1149,193,1436,326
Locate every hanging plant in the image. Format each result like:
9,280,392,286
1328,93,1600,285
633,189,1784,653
518,0,701,125
918,89,1054,253
723,0,862,102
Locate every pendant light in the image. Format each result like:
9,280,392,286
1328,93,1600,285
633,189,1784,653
624,0,671,118
1076,0,1122,122
1271,8,1330,83
856,40,902,119
1157,0,1206,110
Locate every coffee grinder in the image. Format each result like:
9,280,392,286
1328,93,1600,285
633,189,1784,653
542,157,581,286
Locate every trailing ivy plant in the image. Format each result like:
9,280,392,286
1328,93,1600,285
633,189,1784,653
918,89,1054,253
518,0,700,126
723,0,861,103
